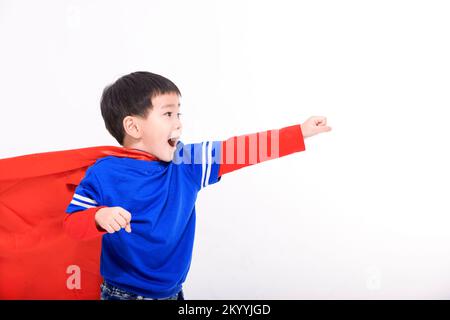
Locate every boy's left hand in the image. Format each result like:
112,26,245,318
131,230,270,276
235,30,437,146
301,116,332,138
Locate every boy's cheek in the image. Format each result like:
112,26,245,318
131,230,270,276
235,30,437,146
166,151,175,161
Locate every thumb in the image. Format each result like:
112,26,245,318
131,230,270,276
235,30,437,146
125,223,132,233
318,126,332,132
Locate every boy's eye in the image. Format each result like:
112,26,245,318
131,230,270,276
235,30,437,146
164,112,182,118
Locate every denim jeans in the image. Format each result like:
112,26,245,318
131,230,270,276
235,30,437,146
100,281,184,300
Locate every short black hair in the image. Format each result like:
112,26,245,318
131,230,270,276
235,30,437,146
100,71,181,145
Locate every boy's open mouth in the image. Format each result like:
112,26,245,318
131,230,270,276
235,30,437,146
168,137,178,147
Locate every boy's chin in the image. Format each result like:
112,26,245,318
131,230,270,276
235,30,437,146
158,152,175,162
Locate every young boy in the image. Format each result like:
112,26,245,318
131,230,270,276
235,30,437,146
63,71,332,300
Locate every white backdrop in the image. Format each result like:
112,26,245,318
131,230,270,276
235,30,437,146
1,0,450,299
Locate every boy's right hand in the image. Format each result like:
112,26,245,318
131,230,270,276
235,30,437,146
95,206,132,234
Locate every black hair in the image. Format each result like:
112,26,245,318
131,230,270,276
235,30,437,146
100,71,181,145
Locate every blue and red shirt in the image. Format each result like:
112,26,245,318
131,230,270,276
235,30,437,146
64,125,305,298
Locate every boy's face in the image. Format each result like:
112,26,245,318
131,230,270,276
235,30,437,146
132,92,182,162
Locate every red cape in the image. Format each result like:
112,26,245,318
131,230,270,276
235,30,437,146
0,146,156,299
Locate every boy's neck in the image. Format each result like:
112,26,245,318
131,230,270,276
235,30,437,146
123,142,158,160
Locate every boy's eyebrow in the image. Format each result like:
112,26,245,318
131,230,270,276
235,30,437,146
160,103,181,109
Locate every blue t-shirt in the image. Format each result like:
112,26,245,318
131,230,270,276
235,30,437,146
65,141,221,298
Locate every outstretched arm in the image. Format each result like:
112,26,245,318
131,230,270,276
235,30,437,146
219,116,331,176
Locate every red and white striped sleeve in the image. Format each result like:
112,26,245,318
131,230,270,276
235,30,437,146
218,124,305,176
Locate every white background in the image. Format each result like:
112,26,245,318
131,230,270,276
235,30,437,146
1,0,450,299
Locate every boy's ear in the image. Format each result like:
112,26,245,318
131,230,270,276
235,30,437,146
123,116,142,139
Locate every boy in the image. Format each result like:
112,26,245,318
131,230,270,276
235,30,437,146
63,71,331,300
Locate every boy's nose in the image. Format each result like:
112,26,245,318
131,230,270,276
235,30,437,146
175,119,182,131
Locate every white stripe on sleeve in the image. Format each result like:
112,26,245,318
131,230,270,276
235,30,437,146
70,199,97,209
201,141,206,188
73,193,98,204
204,141,213,187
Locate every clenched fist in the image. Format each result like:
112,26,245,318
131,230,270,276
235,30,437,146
95,206,132,234
301,116,332,138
